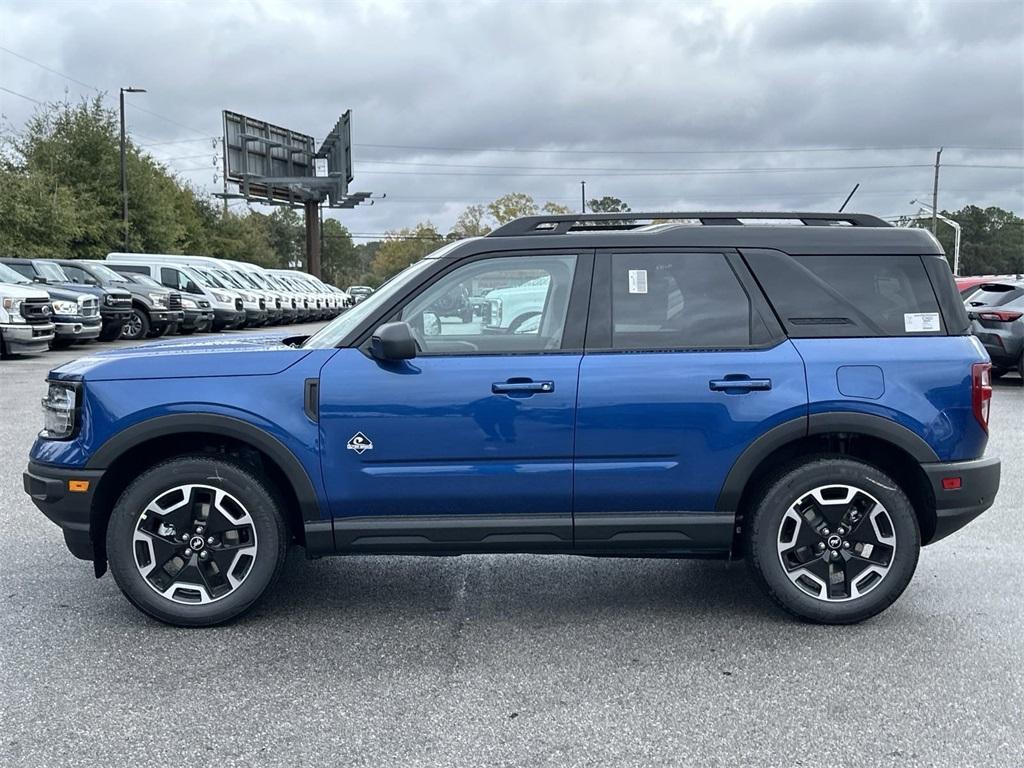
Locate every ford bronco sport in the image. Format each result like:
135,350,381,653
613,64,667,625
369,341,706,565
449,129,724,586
23,212,1001,626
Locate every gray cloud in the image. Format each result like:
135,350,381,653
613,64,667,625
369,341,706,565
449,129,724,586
1,0,1021,240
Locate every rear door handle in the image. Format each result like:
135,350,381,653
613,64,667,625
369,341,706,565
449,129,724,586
709,377,772,392
492,379,555,395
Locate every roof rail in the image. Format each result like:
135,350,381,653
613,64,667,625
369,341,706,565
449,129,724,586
487,211,891,237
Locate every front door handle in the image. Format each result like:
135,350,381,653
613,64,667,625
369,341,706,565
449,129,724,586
492,379,555,395
709,376,772,393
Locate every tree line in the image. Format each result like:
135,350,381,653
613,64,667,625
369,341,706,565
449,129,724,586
1,99,1019,287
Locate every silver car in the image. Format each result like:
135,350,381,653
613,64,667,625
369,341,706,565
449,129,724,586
966,281,1024,383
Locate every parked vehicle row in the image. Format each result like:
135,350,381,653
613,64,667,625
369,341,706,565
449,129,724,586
962,279,1024,384
0,253,353,358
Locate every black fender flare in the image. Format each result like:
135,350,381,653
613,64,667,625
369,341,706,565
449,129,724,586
87,413,324,527
715,412,939,512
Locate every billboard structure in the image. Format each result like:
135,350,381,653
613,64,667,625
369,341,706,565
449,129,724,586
217,109,372,276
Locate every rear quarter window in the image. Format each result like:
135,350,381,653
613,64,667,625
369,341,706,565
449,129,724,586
744,251,945,338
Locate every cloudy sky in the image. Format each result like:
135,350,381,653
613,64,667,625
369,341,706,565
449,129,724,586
1,0,1022,240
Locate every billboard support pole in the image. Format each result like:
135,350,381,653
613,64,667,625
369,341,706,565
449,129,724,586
305,200,322,278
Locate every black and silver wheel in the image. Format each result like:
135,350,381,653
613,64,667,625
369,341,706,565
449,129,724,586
746,458,920,624
121,308,150,341
107,456,286,626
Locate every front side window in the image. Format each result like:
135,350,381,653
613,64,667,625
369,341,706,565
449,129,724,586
60,264,94,285
399,254,578,355
609,252,766,350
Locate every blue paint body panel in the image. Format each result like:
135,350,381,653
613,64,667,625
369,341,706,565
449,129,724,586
317,348,580,520
794,336,989,462
574,340,808,514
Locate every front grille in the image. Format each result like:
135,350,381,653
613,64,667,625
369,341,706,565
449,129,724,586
168,293,182,310
80,298,99,318
106,292,131,309
20,298,52,324
258,298,266,310
234,298,243,311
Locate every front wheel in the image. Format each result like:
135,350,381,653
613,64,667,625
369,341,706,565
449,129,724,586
121,308,150,341
745,457,920,624
106,456,287,626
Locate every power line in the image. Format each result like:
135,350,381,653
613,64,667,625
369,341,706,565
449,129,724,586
138,136,219,148
356,159,1023,173
0,45,100,92
0,84,43,104
356,142,1024,156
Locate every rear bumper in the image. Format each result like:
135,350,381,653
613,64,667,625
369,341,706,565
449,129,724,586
23,460,105,560
922,456,1001,543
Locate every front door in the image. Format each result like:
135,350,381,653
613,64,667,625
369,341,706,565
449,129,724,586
573,249,807,553
318,251,590,553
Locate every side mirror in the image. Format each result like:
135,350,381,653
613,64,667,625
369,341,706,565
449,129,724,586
370,322,417,361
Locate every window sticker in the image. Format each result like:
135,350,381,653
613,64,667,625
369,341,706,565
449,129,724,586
904,312,940,333
628,269,648,294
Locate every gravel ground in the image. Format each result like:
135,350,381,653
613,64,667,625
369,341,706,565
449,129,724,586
1,327,1021,767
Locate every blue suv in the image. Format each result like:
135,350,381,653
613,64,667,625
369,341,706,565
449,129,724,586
22,212,1001,626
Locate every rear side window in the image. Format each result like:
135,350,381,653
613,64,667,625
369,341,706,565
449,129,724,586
744,251,945,337
609,252,771,350
113,264,149,275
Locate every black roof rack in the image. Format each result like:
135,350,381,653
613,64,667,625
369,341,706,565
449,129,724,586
487,211,891,237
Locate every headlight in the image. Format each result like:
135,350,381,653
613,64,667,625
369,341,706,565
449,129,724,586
51,300,78,314
149,293,168,307
181,297,197,309
2,296,25,321
105,294,116,305
212,292,231,303
41,381,78,440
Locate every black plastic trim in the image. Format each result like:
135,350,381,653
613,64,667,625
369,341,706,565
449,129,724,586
23,461,104,560
85,413,323,523
921,456,1000,544
333,514,571,554
808,412,940,463
716,416,808,512
304,378,319,422
573,511,734,552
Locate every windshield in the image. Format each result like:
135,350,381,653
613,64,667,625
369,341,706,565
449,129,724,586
36,261,69,282
126,273,163,289
88,263,129,283
191,269,220,289
302,259,434,349
0,262,31,284
214,270,244,289
232,271,259,289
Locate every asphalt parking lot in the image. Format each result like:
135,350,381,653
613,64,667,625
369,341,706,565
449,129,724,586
1,329,1021,767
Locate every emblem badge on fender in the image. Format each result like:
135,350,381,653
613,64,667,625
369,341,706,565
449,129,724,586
347,432,373,454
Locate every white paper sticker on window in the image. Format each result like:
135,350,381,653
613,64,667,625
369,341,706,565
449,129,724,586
904,312,941,333
628,269,648,294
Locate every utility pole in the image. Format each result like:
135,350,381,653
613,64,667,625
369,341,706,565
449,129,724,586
931,147,942,236
580,181,586,213
304,200,322,278
119,86,146,251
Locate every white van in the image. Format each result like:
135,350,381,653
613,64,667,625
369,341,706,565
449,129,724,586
105,255,247,331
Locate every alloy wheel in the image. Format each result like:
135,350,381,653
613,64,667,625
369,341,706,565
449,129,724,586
776,484,896,602
133,484,258,604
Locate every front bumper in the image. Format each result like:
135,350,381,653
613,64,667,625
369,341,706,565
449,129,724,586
150,309,184,328
100,308,131,331
23,460,106,561
213,308,246,329
1,322,55,354
922,456,1001,543
181,308,214,330
244,307,269,326
53,317,102,341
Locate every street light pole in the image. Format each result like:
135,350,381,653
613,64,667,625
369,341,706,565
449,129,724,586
119,86,146,251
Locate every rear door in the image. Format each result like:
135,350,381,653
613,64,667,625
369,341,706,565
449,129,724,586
573,249,807,553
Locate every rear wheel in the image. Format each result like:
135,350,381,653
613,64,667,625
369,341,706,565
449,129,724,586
106,456,287,627
745,457,920,624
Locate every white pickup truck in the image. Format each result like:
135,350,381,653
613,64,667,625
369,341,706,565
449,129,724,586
0,262,56,356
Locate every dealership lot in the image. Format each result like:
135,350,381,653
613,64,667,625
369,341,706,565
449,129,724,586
1,331,1021,767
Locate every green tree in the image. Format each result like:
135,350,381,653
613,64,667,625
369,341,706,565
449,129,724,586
0,164,85,257
371,222,445,282
321,218,362,286
450,204,491,237
910,205,1024,276
587,196,630,213
487,192,539,224
541,201,572,215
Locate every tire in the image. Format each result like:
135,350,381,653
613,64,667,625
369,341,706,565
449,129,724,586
507,311,541,333
99,324,123,342
49,337,74,350
1017,355,1024,387
121,308,150,341
106,455,287,627
745,457,920,624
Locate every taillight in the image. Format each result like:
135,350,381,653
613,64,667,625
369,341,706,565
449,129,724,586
972,362,992,432
978,310,1023,322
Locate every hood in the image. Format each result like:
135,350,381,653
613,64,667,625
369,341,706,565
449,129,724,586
0,281,50,300
49,333,314,382
42,285,92,302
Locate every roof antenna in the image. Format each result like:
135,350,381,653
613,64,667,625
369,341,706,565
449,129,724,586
838,183,860,212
